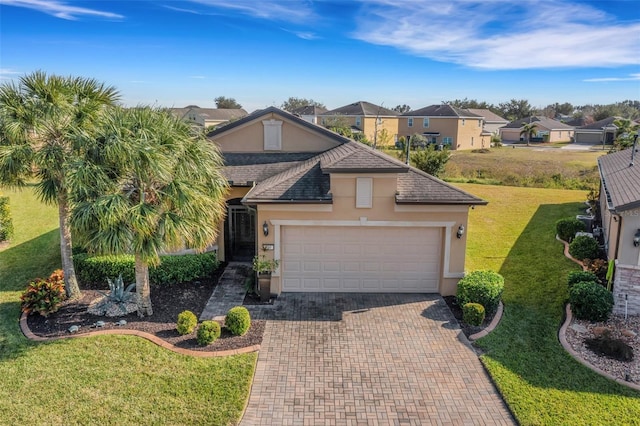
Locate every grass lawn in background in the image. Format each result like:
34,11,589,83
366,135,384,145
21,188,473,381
0,186,256,425
445,148,604,189
459,184,640,424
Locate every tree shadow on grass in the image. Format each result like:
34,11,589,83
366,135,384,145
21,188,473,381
0,229,60,361
479,203,640,397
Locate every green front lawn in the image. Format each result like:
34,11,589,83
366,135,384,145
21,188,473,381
0,186,256,425
460,184,640,424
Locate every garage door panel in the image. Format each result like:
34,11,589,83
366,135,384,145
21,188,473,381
282,226,441,293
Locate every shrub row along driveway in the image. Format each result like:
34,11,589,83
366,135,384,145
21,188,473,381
242,293,513,425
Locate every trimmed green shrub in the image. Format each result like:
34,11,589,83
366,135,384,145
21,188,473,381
20,270,66,316
176,310,198,335
569,281,613,322
556,217,585,242
0,197,14,242
197,320,221,346
568,236,599,261
225,306,251,336
75,252,219,287
462,303,485,326
567,270,599,288
456,270,504,315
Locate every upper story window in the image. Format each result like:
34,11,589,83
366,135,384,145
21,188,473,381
462,119,466,126
408,118,414,127
478,120,482,127
423,118,429,128
355,116,361,127
356,177,373,208
377,117,383,125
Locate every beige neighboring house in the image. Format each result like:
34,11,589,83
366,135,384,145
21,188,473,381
320,101,400,146
399,105,490,150
291,105,328,125
171,105,247,129
207,107,486,296
574,116,632,146
466,108,509,135
598,148,640,315
499,116,574,143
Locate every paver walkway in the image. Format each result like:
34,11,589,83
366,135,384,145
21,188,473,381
242,293,514,425
200,262,251,321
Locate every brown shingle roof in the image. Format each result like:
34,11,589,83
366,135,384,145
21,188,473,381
321,101,399,117
502,116,574,130
401,105,482,118
598,147,640,211
466,109,508,123
397,169,487,205
223,153,317,185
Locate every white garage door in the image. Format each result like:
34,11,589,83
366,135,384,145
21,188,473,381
281,226,441,292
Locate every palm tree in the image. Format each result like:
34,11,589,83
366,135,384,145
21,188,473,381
520,122,538,146
612,118,640,151
0,71,119,299
69,107,228,316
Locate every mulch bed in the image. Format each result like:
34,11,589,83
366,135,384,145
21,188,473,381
26,270,264,353
443,296,497,339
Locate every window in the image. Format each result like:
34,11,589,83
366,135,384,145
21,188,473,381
355,116,361,127
423,117,430,128
356,177,372,208
462,119,466,126
263,119,282,150
377,117,383,125
478,120,482,127
443,137,453,145
408,118,413,127
471,137,474,146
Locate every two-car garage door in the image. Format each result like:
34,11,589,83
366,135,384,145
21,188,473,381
281,226,441,292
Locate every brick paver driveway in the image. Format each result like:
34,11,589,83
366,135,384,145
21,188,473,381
242,293,514,425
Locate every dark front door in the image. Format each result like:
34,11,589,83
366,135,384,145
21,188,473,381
226,205,256,261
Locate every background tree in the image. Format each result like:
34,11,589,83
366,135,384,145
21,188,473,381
445,98,494,110
214,96,242,109
281,97,325,112
410,145,451,178
392,104,412,113
497,99,534,121
69,107,228,316
323,116,353,138
0,71,119,299
520,122,538,146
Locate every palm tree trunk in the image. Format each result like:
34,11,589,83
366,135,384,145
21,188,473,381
135,253,153,317
58,194,80,299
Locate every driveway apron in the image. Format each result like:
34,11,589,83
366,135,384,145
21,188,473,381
242,293,514,425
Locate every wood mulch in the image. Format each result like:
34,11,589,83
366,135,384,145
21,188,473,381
443,296,497,339
26,269,264,353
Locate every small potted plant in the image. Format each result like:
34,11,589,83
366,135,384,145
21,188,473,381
252,254,279,302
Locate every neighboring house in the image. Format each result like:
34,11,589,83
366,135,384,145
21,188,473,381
564,117,588,127
320,101,399,146
399,105,489,150
466,108,509,135
171,105,247,129
598,147,640,315
499,116,574,143
291,105,328,125
207,107,486,296
574,116,631,145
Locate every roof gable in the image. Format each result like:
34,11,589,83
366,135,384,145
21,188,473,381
322,101,399,117
402,105,482,118
503,116,574,130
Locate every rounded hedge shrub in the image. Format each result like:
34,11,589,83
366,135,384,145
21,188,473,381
456,270,504,315
462,303,485,326
567,270,599,288
569,281,614,322
225,306,251,336
556,217,585,242
568,236,599,261
197,320,221,346
176,310,198,335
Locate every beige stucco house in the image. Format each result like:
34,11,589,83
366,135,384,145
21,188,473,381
207,107,486,296
399,105,490,150
171,105,247,129
499,116,574,143
598,147,640,315
466,108,509,135
574,116,628,146
291,105,328,125
320,101,400,146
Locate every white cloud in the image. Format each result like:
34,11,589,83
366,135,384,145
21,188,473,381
2,0,123,20
187,0,315,23
351,0,640,70
584,73,640,82
0,68,22,80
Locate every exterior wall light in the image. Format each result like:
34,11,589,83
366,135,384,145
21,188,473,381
263,221,269,237
633,229,640,247
457,225,465,239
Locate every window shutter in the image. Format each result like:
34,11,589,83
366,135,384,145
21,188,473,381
356,177,373,208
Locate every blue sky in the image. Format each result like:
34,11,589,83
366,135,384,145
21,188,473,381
1,0,639,112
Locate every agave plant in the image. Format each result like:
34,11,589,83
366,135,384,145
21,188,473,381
105,274,136,302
